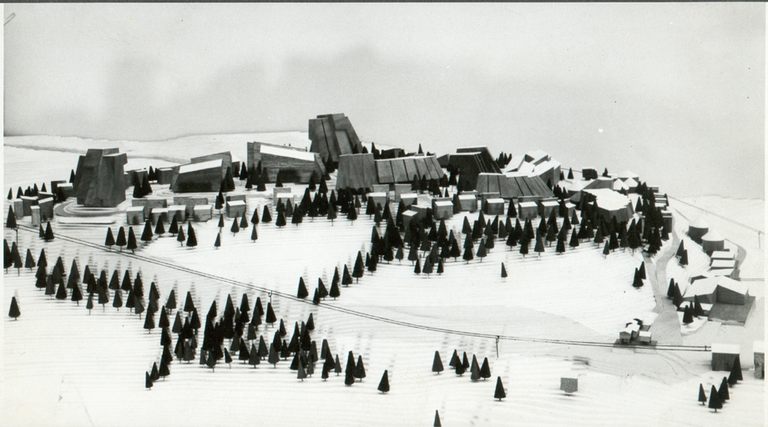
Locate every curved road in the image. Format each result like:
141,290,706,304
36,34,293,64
646,230,683,345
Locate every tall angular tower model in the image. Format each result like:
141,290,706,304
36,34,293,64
308,113,364,166
73,148,128,207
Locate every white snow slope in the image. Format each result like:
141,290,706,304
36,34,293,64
2,138,765,426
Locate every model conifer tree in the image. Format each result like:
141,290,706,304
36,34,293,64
43,222,54,241
126,227,138,253
480,357,491,380
265,302,277,325
55,282,67,300
297,277,309,299
113,289,123,309
470,355,481,381
355,355,366,382
186,225,197,247
155,216,164,236
697,383,707,405
342,265,353,286
718,376,730,401
432,351,444,374
377,370,390,393
729,356,743,384
141,221,153,242
71,283,83,305
708,385,722,412
86,292,94,314
494,376,506,400
476,240,488,261
8,296,20,319
329,280,340,299
169,216,179,234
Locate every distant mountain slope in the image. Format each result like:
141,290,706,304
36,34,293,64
4,132,310,164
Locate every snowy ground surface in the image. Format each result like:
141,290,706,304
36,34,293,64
2,137,765,426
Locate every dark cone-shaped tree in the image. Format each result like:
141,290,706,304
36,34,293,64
186,225,197,247
105,228,115,248
149,362,160,382
718,377,729,402
25,249,36,270
55,282,67,300
693,296,704,317
698,383,707,405
729,356,743,384
344,368,355,386
214,232,221,249
494,376,506,401
71,283,83,305
470,355,481,381
44,222,55,241
265,302,277,325
116,227,127,249
329,279,340,299
144,309,155,332
501,263,507,278
141,221,153,242
145,371,153,390
432,351,444,374
682,304,694,325
126,227,138,253
154,219,165,235
480,357,491,380
434,410,442,427
275,211,286,227
268,344,279,367
708,385,722,412
8,296,20,319
169,216,179,235
86,292,94,314
113,289,123,309
377,370,390,393
297,278,309,299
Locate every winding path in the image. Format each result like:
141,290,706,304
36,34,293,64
646,230,683,345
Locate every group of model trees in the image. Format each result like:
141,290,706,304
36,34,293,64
131,172,153,198
104,221,198,252
666,274,705,325
697,361,742,412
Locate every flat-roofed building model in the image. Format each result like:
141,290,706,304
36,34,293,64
475,173,554,201
247,141,326,183
336,153,444,190
577,188,635,223
309,113,364,166
172,151,233,193
73,148,128,207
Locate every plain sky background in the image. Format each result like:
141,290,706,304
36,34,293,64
3,3,765,198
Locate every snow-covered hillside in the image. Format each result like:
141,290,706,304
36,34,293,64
2,141,764,426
